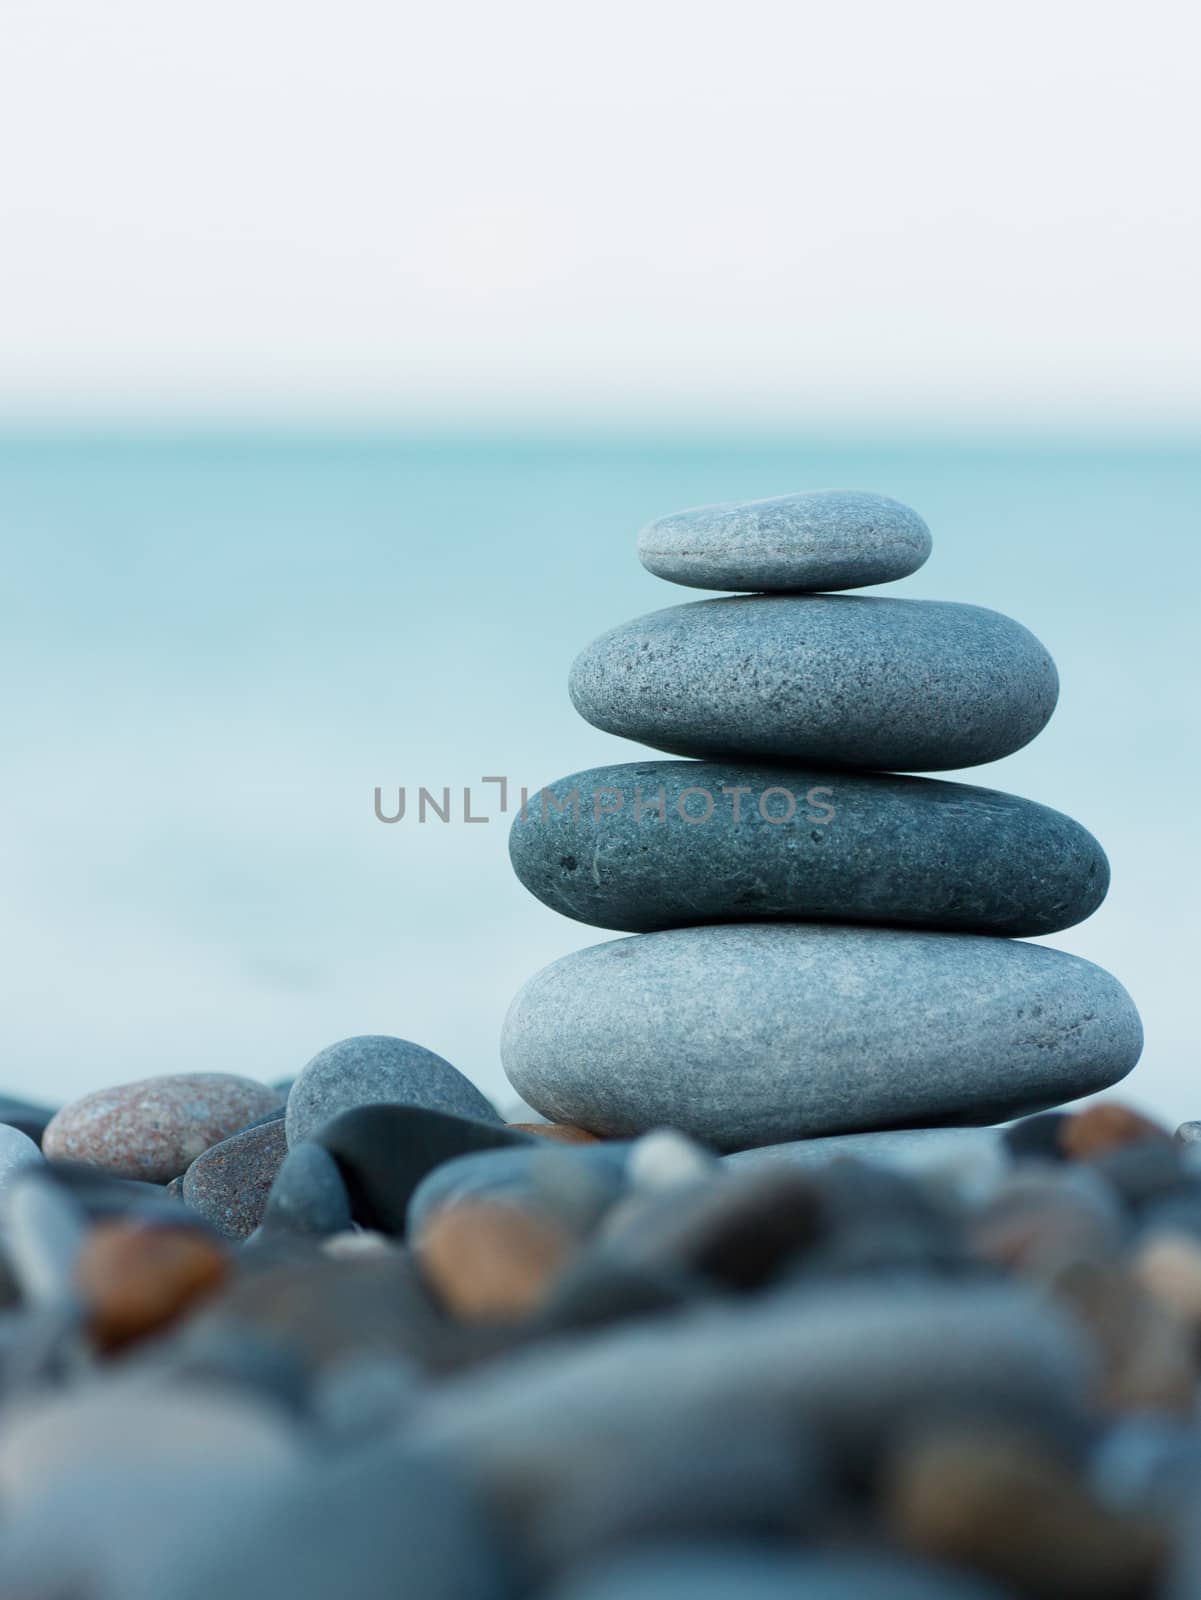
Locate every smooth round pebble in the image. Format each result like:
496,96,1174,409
43,1074,282,1182
510,759,1109,936
569,594,1059,771
257,1141,354,1238
0,1122,46,1190
286,1035,499,1147
636,488,933,593
182,1119,288,1240
503,925,1143,1149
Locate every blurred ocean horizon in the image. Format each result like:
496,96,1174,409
1,427,1196,1124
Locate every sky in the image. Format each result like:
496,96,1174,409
1,0,1199,427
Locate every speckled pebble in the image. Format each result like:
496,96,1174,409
569,594,1059,771
503,925,1143,1148
182,1119,289,1240
286,1035,499,1147
636,489,932,593
511,759,1109,937
43,1074,282,1182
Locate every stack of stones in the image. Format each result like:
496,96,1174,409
502,490,1145,1156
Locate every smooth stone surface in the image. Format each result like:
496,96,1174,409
144,1443,511,1600
637,488,933,593
511,760,1109,936
549,1548,1009,1600
726,1126,1005,1172
0,1122,45,1188
315,1105,535,1235
569,594,1059,771
412,1279,1090,1498
503,925,1143,1149
1,1171,88,1305
43,1073,281,1182
408,1143,632,1239
182,1119,288,1239
286,1034,499,1147
257,1141,354,1238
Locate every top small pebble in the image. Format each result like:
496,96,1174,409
637,489,932,593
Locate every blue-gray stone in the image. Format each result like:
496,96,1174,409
257,1140,353,1238
569,594,1058,771
408,1142,631,1238
134,1441,511,1600
0,1123,44,1190
510,759,1108,936
548,1548,1009,1600
285,1035,499,1147
502,925,1143,1149
725,1126,1005,1172
637,488,933,593
411,1278,1090,1503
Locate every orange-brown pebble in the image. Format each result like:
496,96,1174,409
417,1201,576,1321
1058,1102,1170,1161
885,1425,1167,1600
1133,1232,1201,1331
1054,1261,1197,1415
76,1221,231,1352
509,1122,600,1144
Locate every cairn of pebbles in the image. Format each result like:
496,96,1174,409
1,497,1196,1600
502,490,1144,1154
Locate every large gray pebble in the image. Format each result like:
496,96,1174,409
411,1279,1090,1521
286,1035,498,1146
637,488,932,592
569,594,1058,770
502,924,1143,1148
510,759,1108,935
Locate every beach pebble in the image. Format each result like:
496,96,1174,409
511,759,1109,936
315,1104,535,1235
636,488,932,593
886,1424,1167,1600
412,1279,1091,1506
1060,1102,1171,1160
408,1142,631,1239
547,1547,1011,1600
143,1443,512,1600
417,1201,577,1321
43,1073,281,1182
286,1034,498,1147
257,1140,354,1238
569,594,1058,771
970,1169,1126,1278
1131,1231,1201,1330
1176,1121,1201,1145
76,1220,231,1351
182,1118,288,1239
0,1123,46,1201
727,1126,1005,1174
1054,1262,1198,1415
503,925,1143,1148
1003,1112,1071,1163
509,1121,600,1143
2,1170,89,1306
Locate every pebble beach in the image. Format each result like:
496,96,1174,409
1,487,1197,1599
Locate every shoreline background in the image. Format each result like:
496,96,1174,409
1,427,1194,1120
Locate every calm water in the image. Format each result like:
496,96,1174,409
0,430,1196,1122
